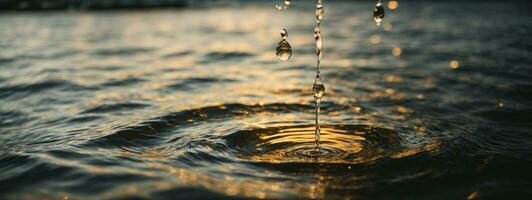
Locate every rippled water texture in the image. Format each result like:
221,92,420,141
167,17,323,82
1,1,532,199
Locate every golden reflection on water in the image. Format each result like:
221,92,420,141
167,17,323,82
388,1,399,10
384,74,402,83
370,35,382,44
259,125,364,147
450,60,460,69
1,2,509,199
23,114,442,200
25,5,444,199
391,143,440,159
392,47,402,57
467,191,479,200
145,162,328,199
383,22,393,31
395,105,410,114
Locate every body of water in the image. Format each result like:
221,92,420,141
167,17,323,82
1,1,531,199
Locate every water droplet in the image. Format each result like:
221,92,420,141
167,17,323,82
275,0,292,10
284,0,291,6
313,77,325,100
314,28,323,60
276,29,292,61
276,40,292,61
373,0,385,26
280,28,288,39
316,2,324,22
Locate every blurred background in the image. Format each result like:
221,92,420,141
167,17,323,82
1,0,529,10
1,0,531,199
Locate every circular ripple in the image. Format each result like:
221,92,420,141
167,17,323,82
286,146,346,159
224,123,402,163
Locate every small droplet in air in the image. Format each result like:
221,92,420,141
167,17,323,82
313,77,325,100
284,0,291,6
276,29,292,61
276,0,291,10
316,2,324,22
314,28,323,60
280,28,288,39
373,0,385,26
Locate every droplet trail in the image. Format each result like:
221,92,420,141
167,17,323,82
312,0,325,153
312,76,325,152
313,77,325,100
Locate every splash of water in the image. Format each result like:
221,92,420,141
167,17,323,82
312,0,325,153
274,0,389,155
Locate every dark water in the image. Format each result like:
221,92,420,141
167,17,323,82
1,1,532,199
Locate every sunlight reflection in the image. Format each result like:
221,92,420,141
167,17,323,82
392,47,402,57
391,143,440,159
370,35,381,44
149,163,326,199
450,60,460,69
383,22,393,31
384,74,402,83
388,1,398,10
395,105,410,114
467,191,479,200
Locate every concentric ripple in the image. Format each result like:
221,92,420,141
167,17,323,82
225,123,402,163
82,103,408,165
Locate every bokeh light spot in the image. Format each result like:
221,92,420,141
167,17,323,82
388,1,398,10
392,47,402,57
450,60,460,69
383,22,393,31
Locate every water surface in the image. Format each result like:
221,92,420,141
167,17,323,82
1,1,532,199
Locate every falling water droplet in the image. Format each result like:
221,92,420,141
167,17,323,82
276,0,292,10
316,2,324,22
313,77,325,100
314,28,323,61
276,40,292,61
373,0,385,26
312,76,325,152
284,0,292,6
280,28,288,39
276,28,292,61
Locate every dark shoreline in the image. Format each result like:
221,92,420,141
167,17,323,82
0,0,189,11
1,0,530,11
